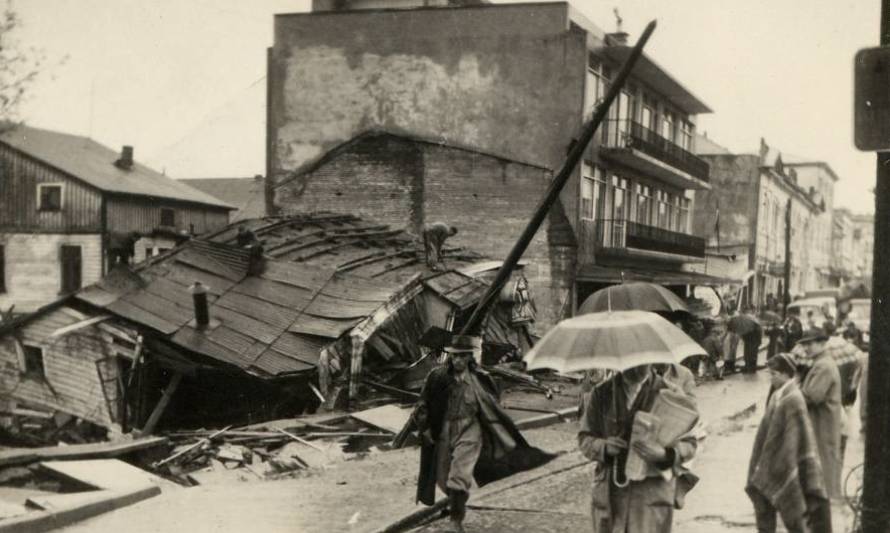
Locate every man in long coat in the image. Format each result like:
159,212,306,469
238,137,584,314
747,353,830,532
578,364,698,532
412,335,549,532
798,329,843,500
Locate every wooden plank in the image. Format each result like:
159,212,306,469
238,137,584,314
39,459,166,490
349,404,412,434
251,348,315,375
205,326,257,359
0,436,169,467
174,247,242,282
233,277,383,320
268,333,328,365
49,315,111,338
140,372,182,435
106,300,179,335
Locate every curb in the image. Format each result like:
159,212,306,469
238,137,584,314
373,392,761,533
0,485,160,533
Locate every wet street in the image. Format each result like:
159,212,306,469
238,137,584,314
54,368,865,533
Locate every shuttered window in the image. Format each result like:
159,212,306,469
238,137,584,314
23,344,45,379
37,184,63,211
160,208,175,227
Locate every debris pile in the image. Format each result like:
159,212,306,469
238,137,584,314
152,405,414,485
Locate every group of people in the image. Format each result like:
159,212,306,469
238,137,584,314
409,310,864,532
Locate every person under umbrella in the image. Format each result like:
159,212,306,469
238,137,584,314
746,353,831,533
578,364,699,532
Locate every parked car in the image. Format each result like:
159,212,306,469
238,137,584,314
845,298,871,350
787,296,837,330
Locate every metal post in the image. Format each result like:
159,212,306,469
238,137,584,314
862,3,890,530
459,20,658,336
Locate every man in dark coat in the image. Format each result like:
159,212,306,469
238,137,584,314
783,308,804,352
728,309,763,374
423,222,458,271
412,335,547,532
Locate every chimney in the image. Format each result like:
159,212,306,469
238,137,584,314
115,145,134,170
189,281,209,328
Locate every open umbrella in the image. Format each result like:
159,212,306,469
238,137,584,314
524,310,705,373
579,282,688,314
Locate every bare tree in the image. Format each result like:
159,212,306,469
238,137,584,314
0,1,47,124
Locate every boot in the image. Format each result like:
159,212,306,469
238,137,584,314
447,489,468,532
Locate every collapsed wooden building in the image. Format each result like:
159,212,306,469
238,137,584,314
0,213,536,437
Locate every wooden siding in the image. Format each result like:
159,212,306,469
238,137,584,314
0,306,121,430
106,196,230,236
0,233,103,313
0,144,103,232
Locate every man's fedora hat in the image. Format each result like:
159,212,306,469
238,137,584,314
444,334,482,354
798,328,829,345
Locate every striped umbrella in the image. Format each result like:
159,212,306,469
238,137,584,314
524,310,706,373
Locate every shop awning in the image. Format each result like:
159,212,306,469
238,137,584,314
577,265,738,287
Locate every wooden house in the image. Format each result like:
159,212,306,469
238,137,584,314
0,124,234,314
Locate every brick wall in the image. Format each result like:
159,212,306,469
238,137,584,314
0,233,103,313
274,134,423,232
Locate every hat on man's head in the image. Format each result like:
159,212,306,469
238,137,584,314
767,352,797,376
445,334,482,354
798,328,829,345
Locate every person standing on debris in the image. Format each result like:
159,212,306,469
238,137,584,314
423,222,458,271
746,353,831,533
797,329,843,500
412,335,548,533
578,364,699,532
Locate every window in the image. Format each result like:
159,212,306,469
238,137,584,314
37,184,62,211
662,111,676,142
680,120,694,151
678,197,691,234
635,184,653,226
585,58,609,120
22,344,45,379
60,245,82,294
145,247,155,258
641,95,657,130
581,163,605,220
611,175,629,220
160,208,175,227
0,244,4,294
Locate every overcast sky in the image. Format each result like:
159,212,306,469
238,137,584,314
15,0,880,213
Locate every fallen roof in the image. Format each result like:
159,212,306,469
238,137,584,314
74,213,493,379
0,124,232,209
202,213,487,282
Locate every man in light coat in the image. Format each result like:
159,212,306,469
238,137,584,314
798,329,843,500
578,364,698,532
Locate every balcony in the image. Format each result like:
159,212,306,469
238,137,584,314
599,119,711,190
578,218,706,264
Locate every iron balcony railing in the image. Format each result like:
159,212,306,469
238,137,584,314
594,218,706,258
601,119,710,182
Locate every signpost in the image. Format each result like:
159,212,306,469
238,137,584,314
853,7,890,530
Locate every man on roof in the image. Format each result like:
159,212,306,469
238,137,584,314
423,222,458,271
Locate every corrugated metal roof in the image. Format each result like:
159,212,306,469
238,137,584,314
0,125,232,209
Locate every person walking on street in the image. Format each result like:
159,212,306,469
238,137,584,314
578,364,699,532
412,335,547,532
797,329,843,500
746,353,831,533
422,222,458,271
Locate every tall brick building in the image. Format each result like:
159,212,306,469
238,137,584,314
268,1,725,324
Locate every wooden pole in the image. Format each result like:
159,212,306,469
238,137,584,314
140,372,182,436
459,21,658,336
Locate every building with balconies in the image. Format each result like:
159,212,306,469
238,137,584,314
268,1,723,324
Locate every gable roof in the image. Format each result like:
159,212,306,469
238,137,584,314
181,177,265,221
0,124,233,209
